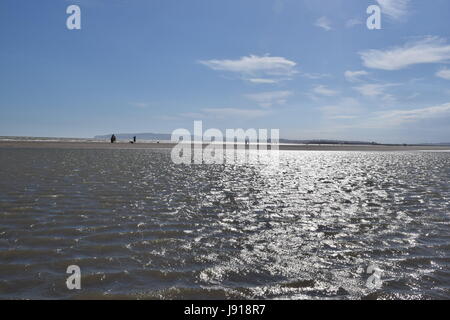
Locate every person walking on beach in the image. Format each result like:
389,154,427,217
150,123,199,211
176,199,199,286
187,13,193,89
111,134,116,144
133,136,136,143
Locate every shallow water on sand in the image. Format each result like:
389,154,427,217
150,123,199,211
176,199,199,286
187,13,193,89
0,148,449,299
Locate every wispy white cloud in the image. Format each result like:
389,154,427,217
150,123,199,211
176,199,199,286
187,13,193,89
329,102,450,131
301,72,332,80
129,102,149,108
178,107,271,119
436,68,450,80
353,83,397,98
178,112,205,119
344,70,369,82
199,55,297,82
320,97,362,119
376,0,410,20
346,18,363,28
360,36,450,70
315,16,332,31
202,108,271,118
245,91,292,108
248,78,278,84
313,85,338,97
406,92,420,100
369,102,450,127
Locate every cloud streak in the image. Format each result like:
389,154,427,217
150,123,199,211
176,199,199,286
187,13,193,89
315,17,332,31
360,36,450,71
353,83,397,98
320,97,362,119
436,68,450,80
248,78,278,84
313,85,338,97
376,0,410,20
344,70,369,82
369,102,450,127
201,108,271,118
346,19,363,28
245,91,292,108
199,55,297,83
129,102,149,108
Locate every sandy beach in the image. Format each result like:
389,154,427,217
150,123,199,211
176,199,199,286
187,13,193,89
0,140,449,152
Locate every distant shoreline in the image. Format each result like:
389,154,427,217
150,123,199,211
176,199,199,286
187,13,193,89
1,140,450,152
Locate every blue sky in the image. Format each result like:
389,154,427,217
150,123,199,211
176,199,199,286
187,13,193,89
1,0,450,143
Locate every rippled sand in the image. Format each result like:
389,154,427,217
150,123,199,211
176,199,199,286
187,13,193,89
0,145,449,299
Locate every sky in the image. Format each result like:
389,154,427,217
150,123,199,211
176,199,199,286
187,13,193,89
1,0,450,143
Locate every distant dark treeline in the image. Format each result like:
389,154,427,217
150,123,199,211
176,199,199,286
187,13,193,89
279,139,379,145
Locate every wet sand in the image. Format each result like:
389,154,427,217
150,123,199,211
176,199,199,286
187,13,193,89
0,140,449,151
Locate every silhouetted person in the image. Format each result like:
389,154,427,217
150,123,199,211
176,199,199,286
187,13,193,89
133,136,136,143
111,134,116,144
